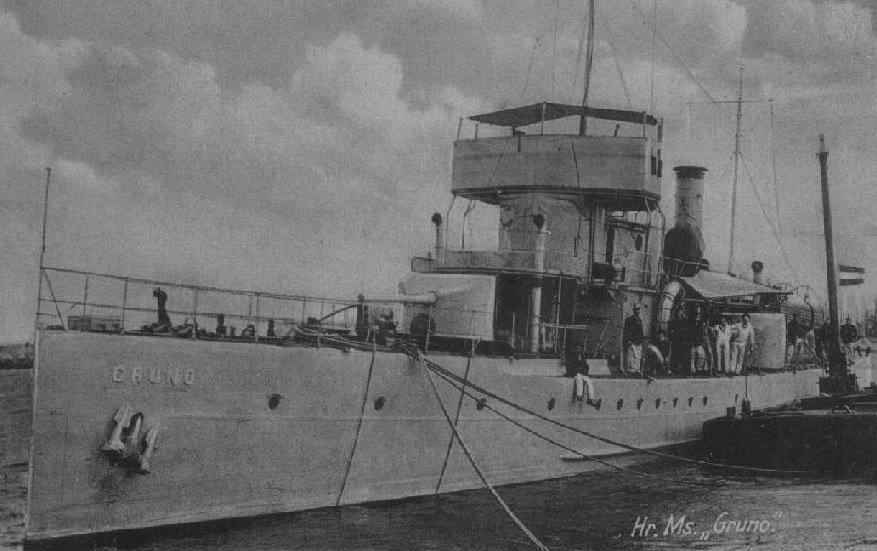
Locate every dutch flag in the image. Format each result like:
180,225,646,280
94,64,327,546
839,265,865,286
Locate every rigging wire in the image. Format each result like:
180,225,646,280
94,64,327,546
596,0,632,107
570,3,589,98
649,0,657,114
582,0,597,107
625,0,716,102
520,36,543,101
739,153,823,304
552,0,560,102
769,99,781,234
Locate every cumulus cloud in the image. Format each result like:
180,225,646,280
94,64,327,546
744,0,877,74
0,16,490,340
406,0,483,20
5,0,877,339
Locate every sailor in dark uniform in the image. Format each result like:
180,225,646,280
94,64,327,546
840,317,858,357
565,341,587,377
623,304,645,374
565,342,598,406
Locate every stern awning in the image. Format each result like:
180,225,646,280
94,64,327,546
680,270,791,300
469,103,658,128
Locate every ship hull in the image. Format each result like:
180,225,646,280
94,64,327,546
26,330,833,541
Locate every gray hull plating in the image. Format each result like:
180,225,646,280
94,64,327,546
27,331,829,540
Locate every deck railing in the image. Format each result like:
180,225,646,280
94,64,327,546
36,266,401,341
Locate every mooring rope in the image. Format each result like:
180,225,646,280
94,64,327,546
419,353,551,551
434,352,473,493
335,343,377,506
429,367,722,487
287,329,815,475
408,345,816,475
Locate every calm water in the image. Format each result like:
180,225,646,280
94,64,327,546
4,370,877,551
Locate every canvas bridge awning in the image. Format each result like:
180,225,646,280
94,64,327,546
469,103,659,128
679,270,791,301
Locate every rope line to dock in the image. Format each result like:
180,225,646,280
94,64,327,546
419,352,551,551
407,346,817,475
286,329,816,476
429,367,722,487
434,352,473,494
335,344,377,506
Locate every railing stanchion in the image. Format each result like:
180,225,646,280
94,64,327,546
254,294,260,344
81,276,90,330
192,288,199,340
120,279,129,333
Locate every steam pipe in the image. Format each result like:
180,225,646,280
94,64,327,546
530,214,546,354
432,212,446,267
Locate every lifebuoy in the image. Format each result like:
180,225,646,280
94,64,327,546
657,280,685,332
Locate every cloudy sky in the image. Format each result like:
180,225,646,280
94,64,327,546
2,0,877,341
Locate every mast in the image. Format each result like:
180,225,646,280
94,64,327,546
578,0,596,136
727,68,743,274
32,167,52,339
817,134,845,384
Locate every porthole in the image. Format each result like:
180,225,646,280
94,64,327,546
673,398,679,408
703,396,708,406
374,396,386,410
635,234,644,251
548,398,556,411
476,398,487,411
655,398,662,409
268,394,281,410
617,399,624,410
688,397,693,407
636,398,644,411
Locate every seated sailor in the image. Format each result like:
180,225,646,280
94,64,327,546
566,342,599,406
172,318,195,338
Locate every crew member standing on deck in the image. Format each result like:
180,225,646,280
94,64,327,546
840,317,858,358
623,304,645,375
786,314,801,363
714,316,732,374
731,314,755,374
692,309,714,375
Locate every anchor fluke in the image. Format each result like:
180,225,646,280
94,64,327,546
135,423,160,474
101,404,132,454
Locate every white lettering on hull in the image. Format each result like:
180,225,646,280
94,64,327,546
111,364,196,386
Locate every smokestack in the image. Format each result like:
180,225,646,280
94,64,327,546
662,166,708,277
431,212,445,266
673,165,707,232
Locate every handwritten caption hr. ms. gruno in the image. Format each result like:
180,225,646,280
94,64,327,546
630,511,782,541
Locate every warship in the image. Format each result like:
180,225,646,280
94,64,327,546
24,9,872,546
